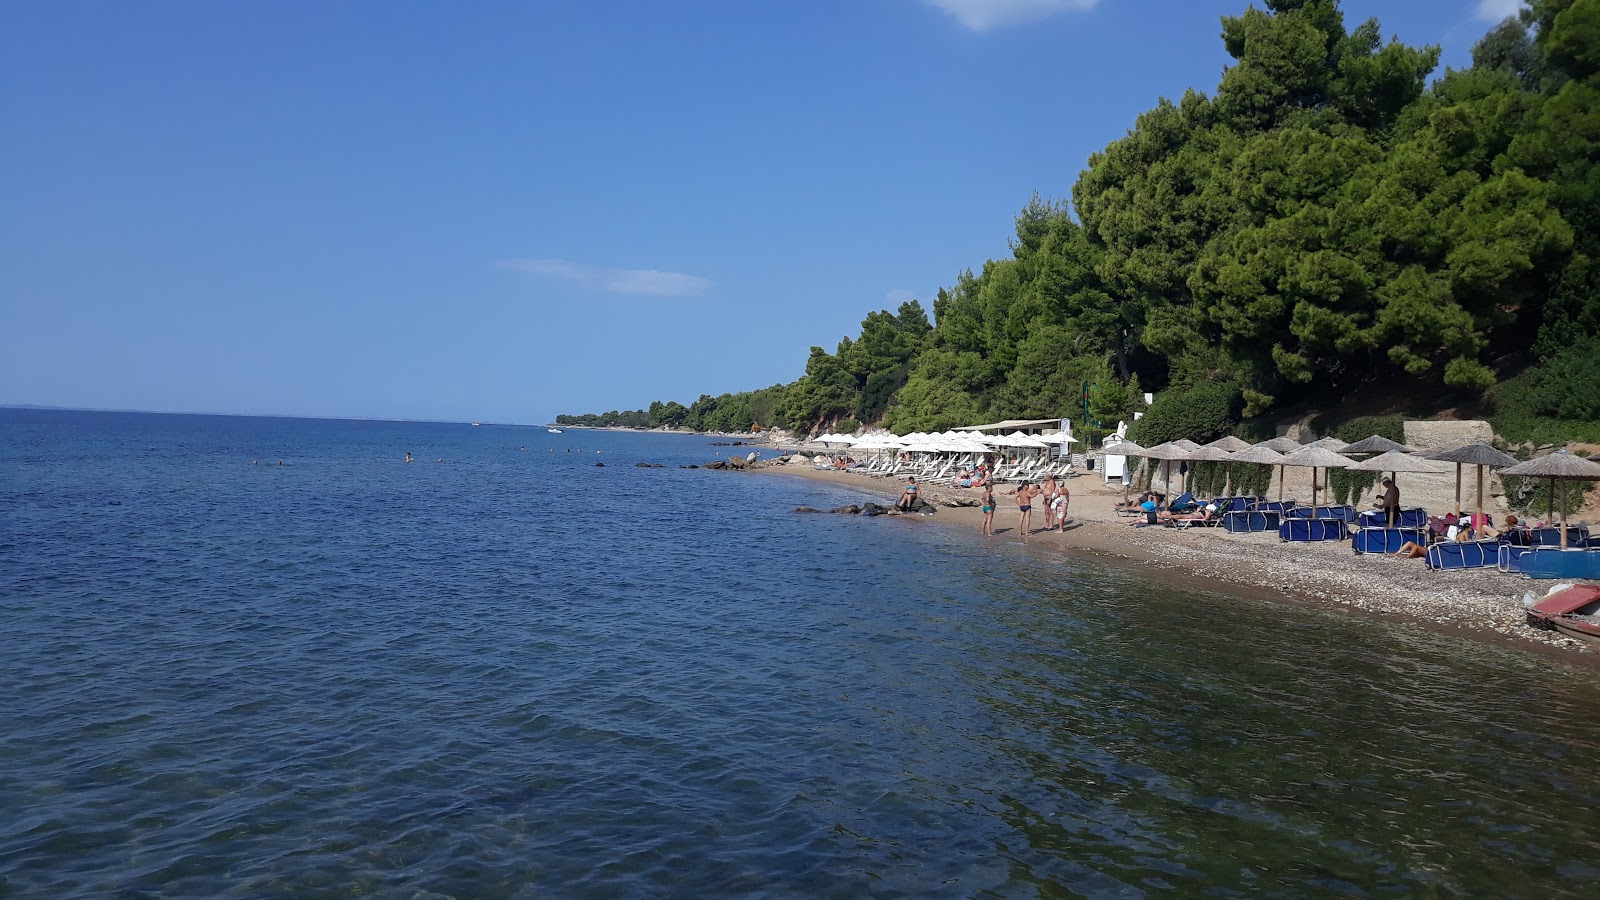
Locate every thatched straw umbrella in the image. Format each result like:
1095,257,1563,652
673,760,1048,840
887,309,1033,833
1258,436,1302,453
1498,451,1600,549
1182,445,1235,498
1423,442,1519,520
1342,435,1414,455
1206,436,1252,452
1140,442,1193,498
1307,436,1351,451
1093,439,1147,506
1280,445,1357,514
1345,451,1449,523
1229,444,1287,501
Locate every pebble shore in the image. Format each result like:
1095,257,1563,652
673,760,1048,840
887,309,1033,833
751,454,1598,667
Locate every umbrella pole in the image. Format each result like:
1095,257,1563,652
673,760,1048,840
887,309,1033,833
1476,464,1484,527
1278,465,1284,504
1455,464,1462,518
1561,478,1569,550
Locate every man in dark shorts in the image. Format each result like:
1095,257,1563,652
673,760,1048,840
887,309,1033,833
1380,477,1400,527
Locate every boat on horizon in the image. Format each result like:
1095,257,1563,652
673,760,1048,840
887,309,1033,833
548,427,563,434
471,422,482,426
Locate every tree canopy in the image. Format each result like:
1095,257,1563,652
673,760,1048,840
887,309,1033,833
563,0,1600,442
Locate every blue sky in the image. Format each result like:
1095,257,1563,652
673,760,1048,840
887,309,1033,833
0,0,1523,424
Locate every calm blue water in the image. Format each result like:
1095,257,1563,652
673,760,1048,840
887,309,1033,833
5,409,1600,898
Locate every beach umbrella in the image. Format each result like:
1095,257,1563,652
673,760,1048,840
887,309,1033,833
1139,442,1192,497
1205,435,1252,452
1257,436,1302,453
1345,451,1448,520
1251,438,1302,502
1499,451,1600,549
1341,435,1414,456
1183,445,1236,498
1422,442,1518,520
1280,445,1357,514
1095,439,1148,505
1307,436,1350,451
1172,439,1202,451
1229,444,1288,504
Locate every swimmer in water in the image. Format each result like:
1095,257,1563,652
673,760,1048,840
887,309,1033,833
405,452,413,463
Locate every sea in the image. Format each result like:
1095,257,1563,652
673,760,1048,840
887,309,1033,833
4,408,1600,898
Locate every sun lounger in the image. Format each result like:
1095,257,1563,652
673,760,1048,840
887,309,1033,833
1424,539,1501,569
1252,500,1296,515
1279,518,1349,542
1510,546,1600,579
1356,507,1428,529
1352,527,1427,555
1287,505,1357,523
1529,526,1590,546
1222,510,1279,533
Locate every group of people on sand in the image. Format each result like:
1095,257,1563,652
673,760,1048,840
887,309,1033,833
1388,511,1517,558
978,473,1069,539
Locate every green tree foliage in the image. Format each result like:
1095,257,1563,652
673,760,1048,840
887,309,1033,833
564,0,1600,445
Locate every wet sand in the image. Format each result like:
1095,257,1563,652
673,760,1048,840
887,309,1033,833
753,457,1600,671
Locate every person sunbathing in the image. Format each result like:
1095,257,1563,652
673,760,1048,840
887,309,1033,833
1390,541,1428,559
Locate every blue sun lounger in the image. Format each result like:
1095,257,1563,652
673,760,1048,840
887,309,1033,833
1356,508,1429,529
1223,510,1280,533
1510,546,1600,579
1425,539,1501,570
1352,527,1426,555
1529,526,1590,547
1287,505,1357,523
1279,518,1348,542
1252,500,1296,516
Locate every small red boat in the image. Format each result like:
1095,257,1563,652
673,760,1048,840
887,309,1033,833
1526,584,1600,644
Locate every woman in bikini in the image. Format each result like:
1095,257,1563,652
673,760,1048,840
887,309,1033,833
980,482,996,536
897,476,919,511
1052,483,1070,532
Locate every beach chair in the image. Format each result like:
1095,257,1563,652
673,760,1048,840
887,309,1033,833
1279,518,1348,542
1352,527,1426,555
1223,509,1279,533
1357,507,1428,529
1514,546,1600,579
1530,526,1590,547
1424,540,1501,570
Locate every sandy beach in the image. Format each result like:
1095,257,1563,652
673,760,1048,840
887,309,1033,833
748,454,1599,669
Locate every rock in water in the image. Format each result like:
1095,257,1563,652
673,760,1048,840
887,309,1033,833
861,503,884,517
794,507,822,513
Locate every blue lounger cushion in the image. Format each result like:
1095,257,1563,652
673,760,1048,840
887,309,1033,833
1529,526,1590,547
1352,527,1426,555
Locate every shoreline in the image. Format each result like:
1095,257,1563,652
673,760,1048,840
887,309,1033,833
751,458,1600,673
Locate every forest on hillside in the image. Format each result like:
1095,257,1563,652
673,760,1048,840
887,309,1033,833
558,0,1600,447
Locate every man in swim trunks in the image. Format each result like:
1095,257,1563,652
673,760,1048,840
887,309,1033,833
1011,481,1040,538
1041,473,1059,529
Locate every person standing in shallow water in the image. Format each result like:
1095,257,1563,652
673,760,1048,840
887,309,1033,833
980,482,996,536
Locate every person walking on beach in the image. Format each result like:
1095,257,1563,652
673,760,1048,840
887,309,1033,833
1380,477,1400,527
1012,481,1040,538
980,482,996,536
1041,472,1059,529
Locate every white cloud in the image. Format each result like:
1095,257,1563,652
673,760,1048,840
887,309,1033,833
924,0,1099,32
500,259,714,297
885,288,916,304
1475,0,1524,22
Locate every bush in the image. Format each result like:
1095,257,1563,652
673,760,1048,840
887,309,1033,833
1128,381,1244,447
1490,336,1600,445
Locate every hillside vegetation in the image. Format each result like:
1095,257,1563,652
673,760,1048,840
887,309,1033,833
559,0,1600,446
